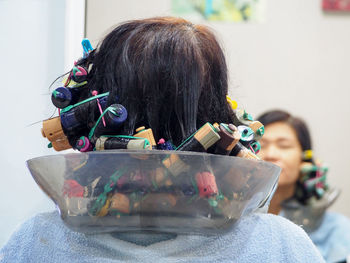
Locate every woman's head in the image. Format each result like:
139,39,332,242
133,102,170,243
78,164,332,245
76,17,235,146
257,110,312,188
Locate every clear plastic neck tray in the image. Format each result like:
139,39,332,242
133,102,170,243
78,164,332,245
27,150,280,235
282,187,340,232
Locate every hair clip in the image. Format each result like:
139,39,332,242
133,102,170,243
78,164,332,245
95,136,150,151
157,138,175,150
249,121,265,139
226,95,238,110
162,153,190,177
176,123,220,152
195,172,218,198
134,127,156,147
303,150,313,160
76,136,93,152
236,109,254,126
41,117,71,151
92,90,106,127
298,162,329,201
88,103,128,140
237,125,255,143
214,123,240,155
243,110,253,121
230,142,260,160
60,92,109,132
70,65,88,83
82,38,94,58
51,86,82,109
250,141,261,154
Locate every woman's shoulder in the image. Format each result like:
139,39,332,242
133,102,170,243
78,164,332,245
10,211,76,239
246,213,319,242
218,213,325,263
241,212,315,237
308,211,350,262
310,211,350,238
0,211,87,263
322,211,350,227
1,211,65,245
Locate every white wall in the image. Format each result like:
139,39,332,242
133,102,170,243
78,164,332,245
85,0,350,217
0,0,66,247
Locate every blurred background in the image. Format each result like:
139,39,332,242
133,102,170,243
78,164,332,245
1,0,349,247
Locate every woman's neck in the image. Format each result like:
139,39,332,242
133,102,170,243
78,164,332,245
268,184,295,215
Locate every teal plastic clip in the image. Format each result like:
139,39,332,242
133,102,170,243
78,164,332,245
82,38,93,58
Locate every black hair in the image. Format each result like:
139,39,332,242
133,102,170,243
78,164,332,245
257,110,312,155
72,17,237,146
257,109,322,204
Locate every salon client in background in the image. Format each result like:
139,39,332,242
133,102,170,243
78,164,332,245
258,109,350,263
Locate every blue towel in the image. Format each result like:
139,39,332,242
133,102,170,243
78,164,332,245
308,212,350,263
0,211,324,263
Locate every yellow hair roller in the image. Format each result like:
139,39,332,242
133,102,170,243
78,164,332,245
226,95,238,110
